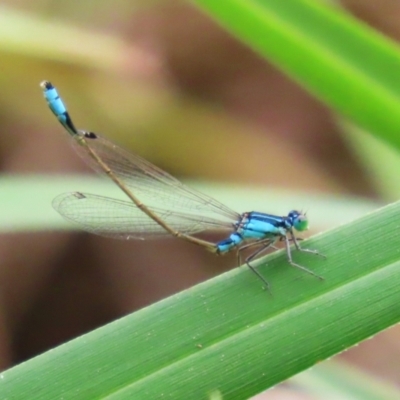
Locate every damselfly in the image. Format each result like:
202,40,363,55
41,80,325,290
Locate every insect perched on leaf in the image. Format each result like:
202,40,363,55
41,81,325,291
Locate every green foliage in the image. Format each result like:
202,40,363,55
3,0,400,398
194,0,400,150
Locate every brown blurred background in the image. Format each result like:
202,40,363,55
0,0,399,397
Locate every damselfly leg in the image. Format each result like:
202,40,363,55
284,233,324,280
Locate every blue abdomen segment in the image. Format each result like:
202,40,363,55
217,232,243,253
40,81,77,135
216,212,286,254
42,82,67,117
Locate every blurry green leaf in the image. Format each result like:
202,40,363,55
0,175,380,232
193,0,400,151
342,122,400,201
292,361,400,400
0,5,131,71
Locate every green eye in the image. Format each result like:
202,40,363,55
294,215,309,231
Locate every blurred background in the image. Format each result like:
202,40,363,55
0,0,400,398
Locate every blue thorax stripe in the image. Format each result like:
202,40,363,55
248,212,284,226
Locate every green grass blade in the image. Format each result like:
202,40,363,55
1,201,400,398
192,0,400,150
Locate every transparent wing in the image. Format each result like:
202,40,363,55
70,131,240,226
53,192,235,240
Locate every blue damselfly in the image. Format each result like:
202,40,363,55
41,81,325,290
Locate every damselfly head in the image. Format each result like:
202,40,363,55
288,210,309,232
